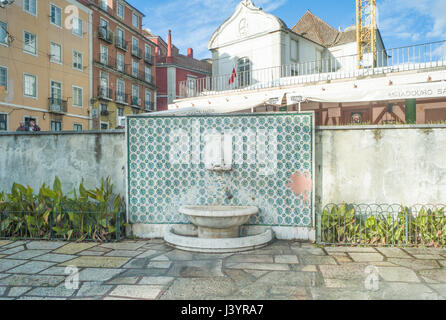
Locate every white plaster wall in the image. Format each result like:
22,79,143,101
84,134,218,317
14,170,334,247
315,126,446,210
0,131,126,197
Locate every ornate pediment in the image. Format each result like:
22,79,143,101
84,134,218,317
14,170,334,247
208,0,287,50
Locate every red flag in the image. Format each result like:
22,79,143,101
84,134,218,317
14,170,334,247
228,67,237,85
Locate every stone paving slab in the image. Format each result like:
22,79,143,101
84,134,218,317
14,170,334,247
32,253,78,263
77,268,124,282
7,261,55,274
6,250,49,260
53,243,98,255
109,285,165,299
0,241,13,248
0,239,445,300
59,256,129,268
26,241,66,250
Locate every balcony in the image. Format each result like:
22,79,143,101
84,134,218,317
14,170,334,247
116,92,129,105
178,40,446,99
98,27,113,44
131,96,141,107
115,36,128,52
48,97,68,114
98,86,112,100
142,73,155,86
131,47,142,59
144,101,155,112
144,54,154,65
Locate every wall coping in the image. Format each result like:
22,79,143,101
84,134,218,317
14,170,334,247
1,125,445,136
316,124,446,131
0,130,126,136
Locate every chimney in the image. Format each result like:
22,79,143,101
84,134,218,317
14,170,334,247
167,30,172,54
187,48,194,59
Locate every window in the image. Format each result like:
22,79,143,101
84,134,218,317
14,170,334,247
50,80,62,100
100,45,108,65
132,37,139,55
0,21,8,46
117,107,124,117
116,28,124,48
0,66,7,92
100,0,108,11
132,60,138,77
23,0,37,16
100,103,107,113
145,66,151,83
72,17,83,37
51,121,62,132
132,84,139,105
117,53,124,72
50,4,62,27
132,13,139,28
145,45,151,60
73,51,83,70
0,114,7,131
50,42,62,63
116,78,125,102
291,40,298,61
117,2,124,19
72,86,83,107
23,31,37,55
237,57,251,87
23,74,37,98
73,124,82,131
24,117,37,129
145,90,152,110
187,76,196,97
99,72,109,98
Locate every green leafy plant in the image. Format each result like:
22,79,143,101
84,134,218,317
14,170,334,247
0,177,126,242
319,204,445,247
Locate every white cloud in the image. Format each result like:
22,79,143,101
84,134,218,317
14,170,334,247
377,0,446,44
143,0,288,59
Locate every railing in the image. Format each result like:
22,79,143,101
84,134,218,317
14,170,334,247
317,203,446,247
115,36,128,51
142,73,154,85
144,54,154,65
131,96,141,107
98,27,113,43
48,97,67,113
179,40,446,98
145,101,155,112
132,47,142,59
98,86,112,99
116,92,129,105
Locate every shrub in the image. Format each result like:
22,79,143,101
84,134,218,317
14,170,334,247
0,177,125,241
319,203,446,247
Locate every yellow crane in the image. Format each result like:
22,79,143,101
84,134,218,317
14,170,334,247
356,0,377,68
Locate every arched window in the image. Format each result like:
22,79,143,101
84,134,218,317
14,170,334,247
237,57,251,87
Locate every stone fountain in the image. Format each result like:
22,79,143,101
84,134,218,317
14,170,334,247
164,133,274,253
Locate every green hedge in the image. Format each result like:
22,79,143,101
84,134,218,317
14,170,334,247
0,177,125,241
318,203,446,247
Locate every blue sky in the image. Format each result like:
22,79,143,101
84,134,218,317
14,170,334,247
131,0,446,60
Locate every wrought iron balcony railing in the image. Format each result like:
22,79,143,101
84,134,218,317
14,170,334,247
48,97,68,114
116,92,129,105
178,40,446,99
115,36,128,51
98,27,113,43
144,54,154,65
131,96,141,107
98,86,112,100
132,47,142,59
144,101,155,112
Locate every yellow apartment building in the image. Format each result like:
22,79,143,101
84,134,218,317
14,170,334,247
0,0,92,132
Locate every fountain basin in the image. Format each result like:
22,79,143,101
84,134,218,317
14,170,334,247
179,205,259,239
164,228,273,253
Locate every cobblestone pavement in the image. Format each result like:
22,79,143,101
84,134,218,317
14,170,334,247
0,239,445,300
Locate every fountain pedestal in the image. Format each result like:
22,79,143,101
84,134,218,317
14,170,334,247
164,205,274,253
